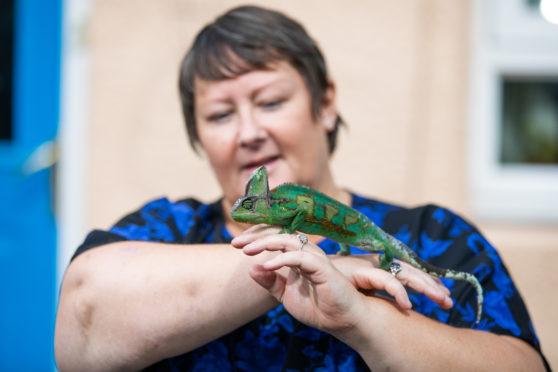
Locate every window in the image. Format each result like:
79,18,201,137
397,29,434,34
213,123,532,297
469,0,558,221
501,78,558,165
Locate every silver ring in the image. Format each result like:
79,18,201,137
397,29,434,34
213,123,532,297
389,262,402,278
297,233,308,251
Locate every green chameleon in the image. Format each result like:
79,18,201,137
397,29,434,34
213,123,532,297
230,166,483,325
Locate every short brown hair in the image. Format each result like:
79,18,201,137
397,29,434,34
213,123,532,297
178,5,344,153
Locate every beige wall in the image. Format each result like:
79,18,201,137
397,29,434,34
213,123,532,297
87,0,556,367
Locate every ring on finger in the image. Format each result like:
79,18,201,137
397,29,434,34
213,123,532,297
389,262,402,278
297,233,308,251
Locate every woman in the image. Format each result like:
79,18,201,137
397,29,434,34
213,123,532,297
54,5,548,371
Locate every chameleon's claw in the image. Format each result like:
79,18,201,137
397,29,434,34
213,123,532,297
338,244,351,255
379,254,393,271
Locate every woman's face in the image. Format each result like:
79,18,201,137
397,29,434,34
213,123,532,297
194,60,337,206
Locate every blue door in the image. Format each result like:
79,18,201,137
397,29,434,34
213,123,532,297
0,0,61,370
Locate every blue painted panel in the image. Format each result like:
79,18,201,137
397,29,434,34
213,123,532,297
12,0,61,146
0,0,61,370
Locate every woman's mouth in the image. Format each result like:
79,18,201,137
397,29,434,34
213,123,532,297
242,155,280,174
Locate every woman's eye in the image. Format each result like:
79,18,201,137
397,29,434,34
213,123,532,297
260,100,282,110
208,111,231,123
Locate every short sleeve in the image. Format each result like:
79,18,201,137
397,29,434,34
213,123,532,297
71,197,220,260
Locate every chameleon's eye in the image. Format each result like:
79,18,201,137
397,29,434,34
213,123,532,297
242,198,253,210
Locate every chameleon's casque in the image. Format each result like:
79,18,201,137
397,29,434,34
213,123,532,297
230,166,483,325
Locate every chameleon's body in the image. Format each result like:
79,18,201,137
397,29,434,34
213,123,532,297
230,166,483,325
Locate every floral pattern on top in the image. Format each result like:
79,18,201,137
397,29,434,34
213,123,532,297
74,194,546,371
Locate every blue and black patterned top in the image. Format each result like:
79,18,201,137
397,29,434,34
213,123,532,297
75,194,549,371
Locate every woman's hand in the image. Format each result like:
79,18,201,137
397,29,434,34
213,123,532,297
231,224,453,334
329,254,453,310
231,224,369,334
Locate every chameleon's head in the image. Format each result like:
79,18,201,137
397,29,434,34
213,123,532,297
230,166,272,224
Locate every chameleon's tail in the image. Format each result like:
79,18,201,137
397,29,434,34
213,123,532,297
367,227,483,326
412,255,483,327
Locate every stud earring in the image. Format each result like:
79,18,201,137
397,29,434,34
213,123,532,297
323,117,334,130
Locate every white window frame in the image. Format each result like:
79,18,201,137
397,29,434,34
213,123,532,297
57,0,90,287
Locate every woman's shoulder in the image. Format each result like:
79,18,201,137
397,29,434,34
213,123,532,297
72,197,224,260
135,196,216,215
110,196,223,240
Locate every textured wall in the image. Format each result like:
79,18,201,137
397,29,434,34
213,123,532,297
86,0,556,367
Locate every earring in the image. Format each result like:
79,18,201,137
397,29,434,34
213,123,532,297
323,117,334,130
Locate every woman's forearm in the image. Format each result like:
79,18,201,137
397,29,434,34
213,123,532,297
338,296,545,372
54,241,279,372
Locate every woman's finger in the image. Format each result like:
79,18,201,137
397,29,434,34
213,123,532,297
262,250,329,280
394,263,453,308
231,224,282,248
401,267,451,296
336,256,452,309
353,268,413,309
248,264,285,292
242,233,323,256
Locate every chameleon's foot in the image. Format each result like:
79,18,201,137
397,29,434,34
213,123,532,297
337,244,351,256
379,255,393,271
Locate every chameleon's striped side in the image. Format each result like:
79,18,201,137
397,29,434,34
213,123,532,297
270,184,370,241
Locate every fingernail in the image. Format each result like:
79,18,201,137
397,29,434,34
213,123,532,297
231,241,244,249
243,242,257,253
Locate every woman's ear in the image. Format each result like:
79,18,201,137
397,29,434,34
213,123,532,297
321,79,337,132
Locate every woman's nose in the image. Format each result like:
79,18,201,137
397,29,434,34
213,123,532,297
237,111,267,147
